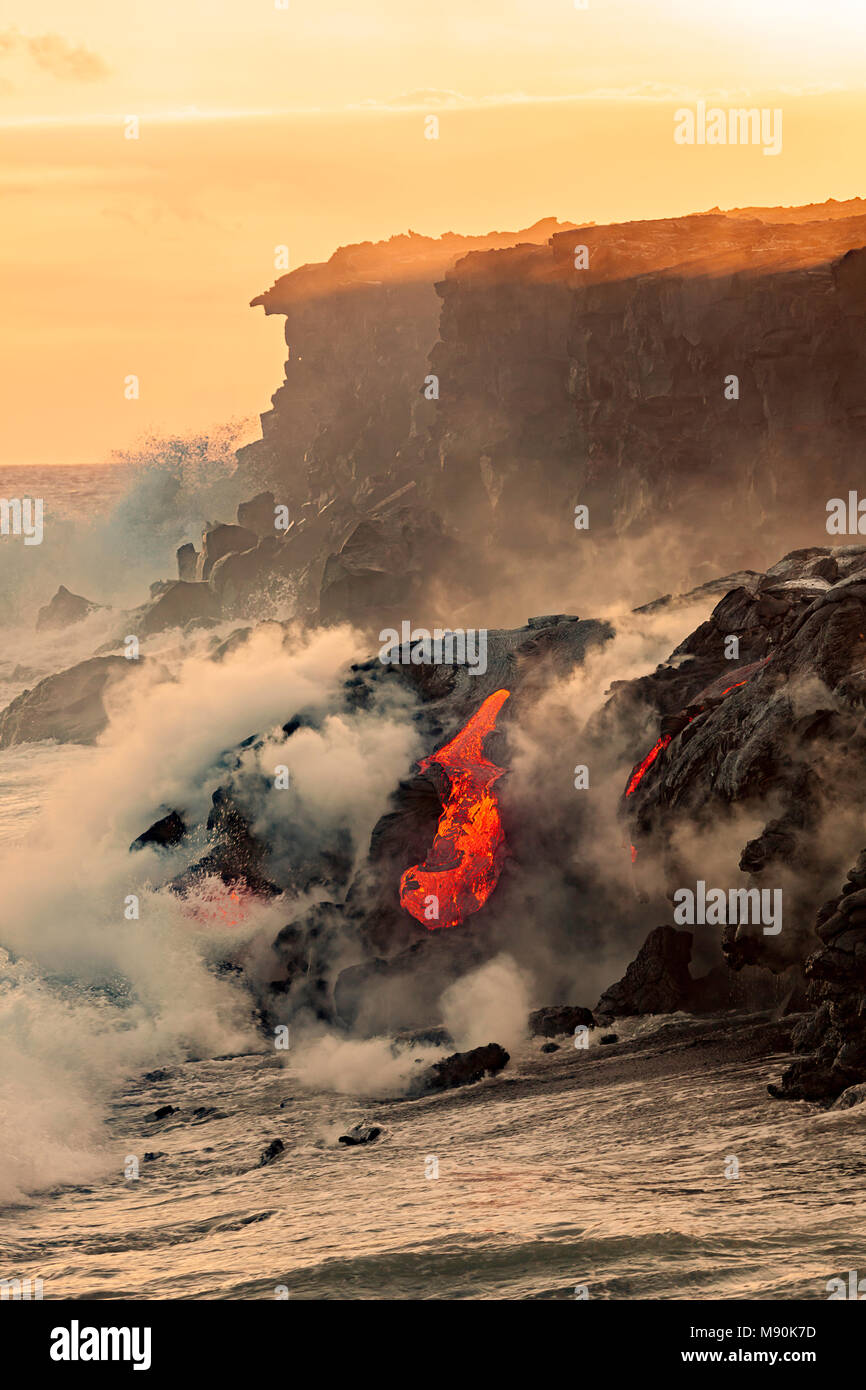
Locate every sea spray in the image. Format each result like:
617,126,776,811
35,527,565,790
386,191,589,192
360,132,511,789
0,622,418,1200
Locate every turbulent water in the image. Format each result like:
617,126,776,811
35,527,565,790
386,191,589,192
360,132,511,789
3,1011,866,1300
1,460,865,1301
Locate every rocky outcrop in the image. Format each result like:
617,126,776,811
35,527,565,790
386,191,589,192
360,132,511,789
169,788,281,898
176,543,197,581
237,491,277,537
0,656,138,747
130,810,186,852
529,1005,596,1037
318,506,458,626
338,1124,382,1146
195,523,259,582
770,851,866,1102
232,201,866,620
596,926,695,1017
425,208,866,571
36,585,103,632
595,925,803,1019
239,219,576,505
136,608,612,1033
413,1042,509,1093
619,545,866,975
138,580,221,635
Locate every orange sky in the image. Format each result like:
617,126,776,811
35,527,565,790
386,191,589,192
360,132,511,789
2,0,865,465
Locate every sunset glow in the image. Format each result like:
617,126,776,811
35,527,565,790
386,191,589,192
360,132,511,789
2,0,865,464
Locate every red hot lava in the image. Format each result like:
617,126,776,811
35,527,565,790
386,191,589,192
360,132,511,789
400,689,510,930
623,659,772,860
624,733,672,798
624,660,770,801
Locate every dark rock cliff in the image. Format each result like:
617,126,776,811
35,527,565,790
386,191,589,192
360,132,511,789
230,200,866,622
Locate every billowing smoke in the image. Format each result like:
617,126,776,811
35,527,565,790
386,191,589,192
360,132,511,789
472,601,718,1005
287,1032,443,1098
0,619,421,1197
440,954,531,1052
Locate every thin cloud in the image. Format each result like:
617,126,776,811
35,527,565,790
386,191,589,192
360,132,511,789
0,28,110,82
345,83,839,112
0,81,854,130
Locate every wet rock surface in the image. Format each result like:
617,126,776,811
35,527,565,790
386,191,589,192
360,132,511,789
413,1043,510,1094
149,1105,178,1122
259,1138,285,1166
529,1005,596,1037
338,1125,382,1147
196,523,259,582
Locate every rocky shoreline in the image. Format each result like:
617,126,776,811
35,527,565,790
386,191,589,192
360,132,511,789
6,198,866,1121
8,540,866,1115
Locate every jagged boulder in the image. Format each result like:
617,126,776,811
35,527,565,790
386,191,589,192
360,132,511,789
36,585,103,631
170,788,280,898
318,508,456,625
259,1138,285,1166
596,927,694,1017
130,810,186,852
195,524,259,582
237,491,277,537
138,580,221,635
208,538,282,606
833,1083,866,1110
176,542,197,581
338,1125,382,1146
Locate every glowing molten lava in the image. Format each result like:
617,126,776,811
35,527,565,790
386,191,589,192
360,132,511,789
624,734,672,797
400,689,510,929
625,663,767,800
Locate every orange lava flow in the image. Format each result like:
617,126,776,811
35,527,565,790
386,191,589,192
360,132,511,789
624,733,672,798
400,689,510,930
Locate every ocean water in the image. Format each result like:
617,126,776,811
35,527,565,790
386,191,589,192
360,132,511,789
3,1007,866,1300
1,462,865,1302
0,464,133,521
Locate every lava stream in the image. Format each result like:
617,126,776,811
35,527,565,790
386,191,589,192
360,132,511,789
624,733,672,798
400,689,510,929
